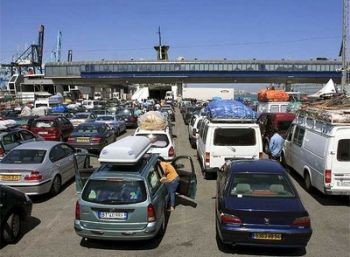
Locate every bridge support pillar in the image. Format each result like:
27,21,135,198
285,81,292,92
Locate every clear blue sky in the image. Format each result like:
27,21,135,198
0,0,344,63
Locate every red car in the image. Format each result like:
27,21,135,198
29,116,74,141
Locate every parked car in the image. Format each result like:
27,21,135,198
257,112,296,153
0,141,86,196
94,115,127,136
188,115,204,148
160,106,175,122
74,136,197,241
115,109,138,128
13,116,37,130
0,127,44,159
67,122,116,152
29,116,74,141
70,112,96,127
216,159,312,249
183,106,201,125
0,185,32,244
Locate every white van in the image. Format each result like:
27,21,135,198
197,118,263,179
282,111,350,195
257,101,289,117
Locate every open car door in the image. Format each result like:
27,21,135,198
74,153,100,194
172,156,197,199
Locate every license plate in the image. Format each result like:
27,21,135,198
337,181,350,187
253,233,282,240
98,211,127,220
76,137,89,143
38,131,48,135
0,174,21,181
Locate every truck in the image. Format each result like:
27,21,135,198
182,84,234,101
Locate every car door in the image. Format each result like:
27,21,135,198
49,144,73,184
74,153,100,193
1,133,20,154
171,156,197,199
18,130,37,143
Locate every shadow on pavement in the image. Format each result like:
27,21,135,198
176,194,197,208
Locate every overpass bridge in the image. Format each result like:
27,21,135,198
44,59,343,85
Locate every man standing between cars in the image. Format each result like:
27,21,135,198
269,128,284,161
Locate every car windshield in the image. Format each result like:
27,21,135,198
74,114,89,119
2,149,46,164
82,179,146,204
136,133,169,148
33,120,54,128
96,116,114,121
229,173,295,198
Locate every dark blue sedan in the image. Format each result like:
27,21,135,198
216,159,312,249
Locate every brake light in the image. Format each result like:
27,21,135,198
292,216,311,227
67,137,75,144
325,169,331,184
205,152,210,166
220,213,242,224
75,201,80,220
147,204,156,222
91,137,102,143
0,146,4,157
24,171,43,181
168,146,175,157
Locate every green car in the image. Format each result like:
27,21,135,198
74,136,197,241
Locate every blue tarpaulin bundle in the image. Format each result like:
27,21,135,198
204,99,256,119
51,104,68,113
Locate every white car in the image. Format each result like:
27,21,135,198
134,127,175,161
70,112,96,127
187,115,203,148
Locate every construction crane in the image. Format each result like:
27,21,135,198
51,30,62,62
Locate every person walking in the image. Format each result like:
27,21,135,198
269,128,284,161
159,161,180,211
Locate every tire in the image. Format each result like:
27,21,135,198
304,172,313,192
50,175,62,196
263,140,270,154
2,212,21,243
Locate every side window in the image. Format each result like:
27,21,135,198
19,130,35,141
49,145,66,162
60,144,75,157
286,125,294,141
2,134,16,145
202,125,209,144
196,119,203,130
292,126,305,146
147,167,161,196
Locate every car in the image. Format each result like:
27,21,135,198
188,115,204,148
183,106,202,125
216,159,312,249
67,122,116,152
70,112,96,127
94,115,127,136
134,126,175,161
47,112,75,119
29,116,74,141
0,185,32,244
74,136,197,241
0,127,44,159
160,106,175,122
115,109,138,128
12,116,37,130
0,141,86,196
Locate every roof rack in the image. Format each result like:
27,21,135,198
208,117,256,123
297,108,350,125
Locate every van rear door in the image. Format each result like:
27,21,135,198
331,128,350,192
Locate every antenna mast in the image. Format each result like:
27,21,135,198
341,0,349,93
158,26,162,60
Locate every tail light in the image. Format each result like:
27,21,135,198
67,137,75,144
147,204,156,222
0,146,4,157
75,201,80,220
24,171,43,181
292,216,311,227
91,137,102,143
168,146,175,157
220,213,242,224
325,169,331,184
205,152,210,166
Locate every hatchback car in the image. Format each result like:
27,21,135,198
74,136,197,241
0,141,85,196
29,116,74,141
216,159,312,249
0,185,32,244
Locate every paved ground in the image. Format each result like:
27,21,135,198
1,110,349,257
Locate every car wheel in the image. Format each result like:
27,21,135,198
2,211,21,243
304,172,313,192
263,141,270,154
50,175,62,196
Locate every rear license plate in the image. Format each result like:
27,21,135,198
98,211,127,220
337,181,350,187
38,131,48,135
76,137,89,143
0,174,21,181
253,233,282,240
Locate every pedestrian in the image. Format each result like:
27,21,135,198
159,161,180,211
269,128,284,161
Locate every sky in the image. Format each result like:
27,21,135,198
0,0,345,64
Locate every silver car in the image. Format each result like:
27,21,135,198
94,115,127,136
70,112,96,127
0,141,85,196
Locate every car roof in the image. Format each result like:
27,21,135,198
36,116,59,121
229,159,285,174
75,112,91,115
12,141,62,150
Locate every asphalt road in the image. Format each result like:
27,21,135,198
1,110,349,257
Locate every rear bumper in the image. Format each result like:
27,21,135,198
2,180,52,195
74,220,160,241
324,187,350,195
216,220,312,248
125,122,137,128
69,143,103,151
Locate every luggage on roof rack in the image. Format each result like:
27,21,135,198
297,108,350,125
204,99,256,120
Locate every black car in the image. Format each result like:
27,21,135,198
0,185,32,244
116,109,138,128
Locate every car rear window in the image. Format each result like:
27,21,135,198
82,179,146,204
76,125,102,134
229,173,295,198
337,139,350,161
1,149,46,164
136,133,169,148
96,116,114,121
33,120,54,128
74,114,89,119
214,128,256,146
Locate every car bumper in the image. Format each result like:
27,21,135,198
69,143,103,151
2,180,52,196
74,220,160,241
216,220,312,248
324,187,350,195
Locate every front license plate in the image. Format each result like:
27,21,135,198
253,233,282,240
0,174,21,181
98,211,127,220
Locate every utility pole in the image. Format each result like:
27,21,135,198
341,0,349,93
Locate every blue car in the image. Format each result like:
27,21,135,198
216,159,312,249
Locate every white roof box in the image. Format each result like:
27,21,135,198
99,136,151,163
